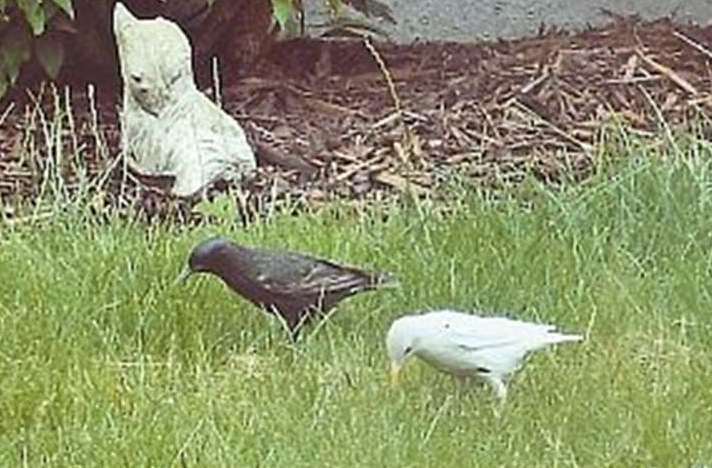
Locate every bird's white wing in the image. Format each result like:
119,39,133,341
406,310,580,385
425,311,555,346
445,325,524,352
421,311,561,374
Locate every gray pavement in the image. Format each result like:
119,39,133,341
306,0,712,43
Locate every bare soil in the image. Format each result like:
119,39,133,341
1,16,711,223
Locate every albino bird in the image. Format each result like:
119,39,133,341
386,309,583,400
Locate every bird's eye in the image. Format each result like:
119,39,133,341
130,73,142,83
404,346,413,355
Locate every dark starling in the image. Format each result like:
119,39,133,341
179,237,398,334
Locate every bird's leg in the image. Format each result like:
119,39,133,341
482,376,507,418
302,305,339,340
452,375,472,397
266,305,300,344
290,313,314,343
485,376,508,402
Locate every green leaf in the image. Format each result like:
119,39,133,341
1,25,32,83
272,0,295,30
0,75,7,98
52,0,74,19
35,34,64,79
17,0,46,35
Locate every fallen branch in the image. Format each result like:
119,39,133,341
636,48,698,95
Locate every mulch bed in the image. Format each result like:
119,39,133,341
1,15,712,223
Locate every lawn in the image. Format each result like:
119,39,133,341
1,142,712,467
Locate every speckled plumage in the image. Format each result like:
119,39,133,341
182,237,397,334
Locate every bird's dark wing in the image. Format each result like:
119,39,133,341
236,250,318,282
240,249,375,295
284,261,374,295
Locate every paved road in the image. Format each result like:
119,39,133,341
306,0,712,43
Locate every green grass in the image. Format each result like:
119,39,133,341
2,150,712,467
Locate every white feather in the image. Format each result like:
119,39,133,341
386,309,583,400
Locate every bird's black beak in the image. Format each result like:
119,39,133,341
175,266,193,285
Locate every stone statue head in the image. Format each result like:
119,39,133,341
113,3,194,115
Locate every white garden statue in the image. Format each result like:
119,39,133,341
113,2,256,197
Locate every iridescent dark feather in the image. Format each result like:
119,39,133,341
182,237,397,334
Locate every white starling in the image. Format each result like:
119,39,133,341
386,309,583,400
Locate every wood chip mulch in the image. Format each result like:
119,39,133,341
1,15,712,223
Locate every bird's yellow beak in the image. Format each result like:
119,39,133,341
390,361,402,386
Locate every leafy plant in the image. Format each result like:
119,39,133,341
273,0,395,38
0,0,73,97
0,0,395,100
272,0,301,31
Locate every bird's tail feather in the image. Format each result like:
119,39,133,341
370,272,400,289
545,332,583,344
